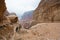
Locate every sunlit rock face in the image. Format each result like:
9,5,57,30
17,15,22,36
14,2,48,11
7,15,18,23
0,0,6,22
2,14,21,40
0,13,21,40
14,23,60,40
33,0,60,22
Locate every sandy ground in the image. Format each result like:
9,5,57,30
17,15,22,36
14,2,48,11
14,23,60,40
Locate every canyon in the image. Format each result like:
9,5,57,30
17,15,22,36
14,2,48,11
0,0,60,40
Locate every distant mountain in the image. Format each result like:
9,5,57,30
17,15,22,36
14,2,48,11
21,10,34,21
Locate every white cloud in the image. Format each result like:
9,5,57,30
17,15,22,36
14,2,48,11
5,0,40,17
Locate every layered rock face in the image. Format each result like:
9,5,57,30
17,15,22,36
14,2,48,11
33,0,60,22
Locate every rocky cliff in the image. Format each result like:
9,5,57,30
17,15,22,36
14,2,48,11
0,0,21,40
33,0,60,22
0,0,6,22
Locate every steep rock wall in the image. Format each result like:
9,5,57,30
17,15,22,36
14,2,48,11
33,0,60,22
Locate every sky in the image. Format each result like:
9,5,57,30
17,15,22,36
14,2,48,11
5,0,40,18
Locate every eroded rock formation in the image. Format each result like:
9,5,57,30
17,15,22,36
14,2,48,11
0,0,14,40
0,0,21,40
33,0,60,22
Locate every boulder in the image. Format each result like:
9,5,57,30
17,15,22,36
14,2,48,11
7,14,22,33
7,15,18,23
